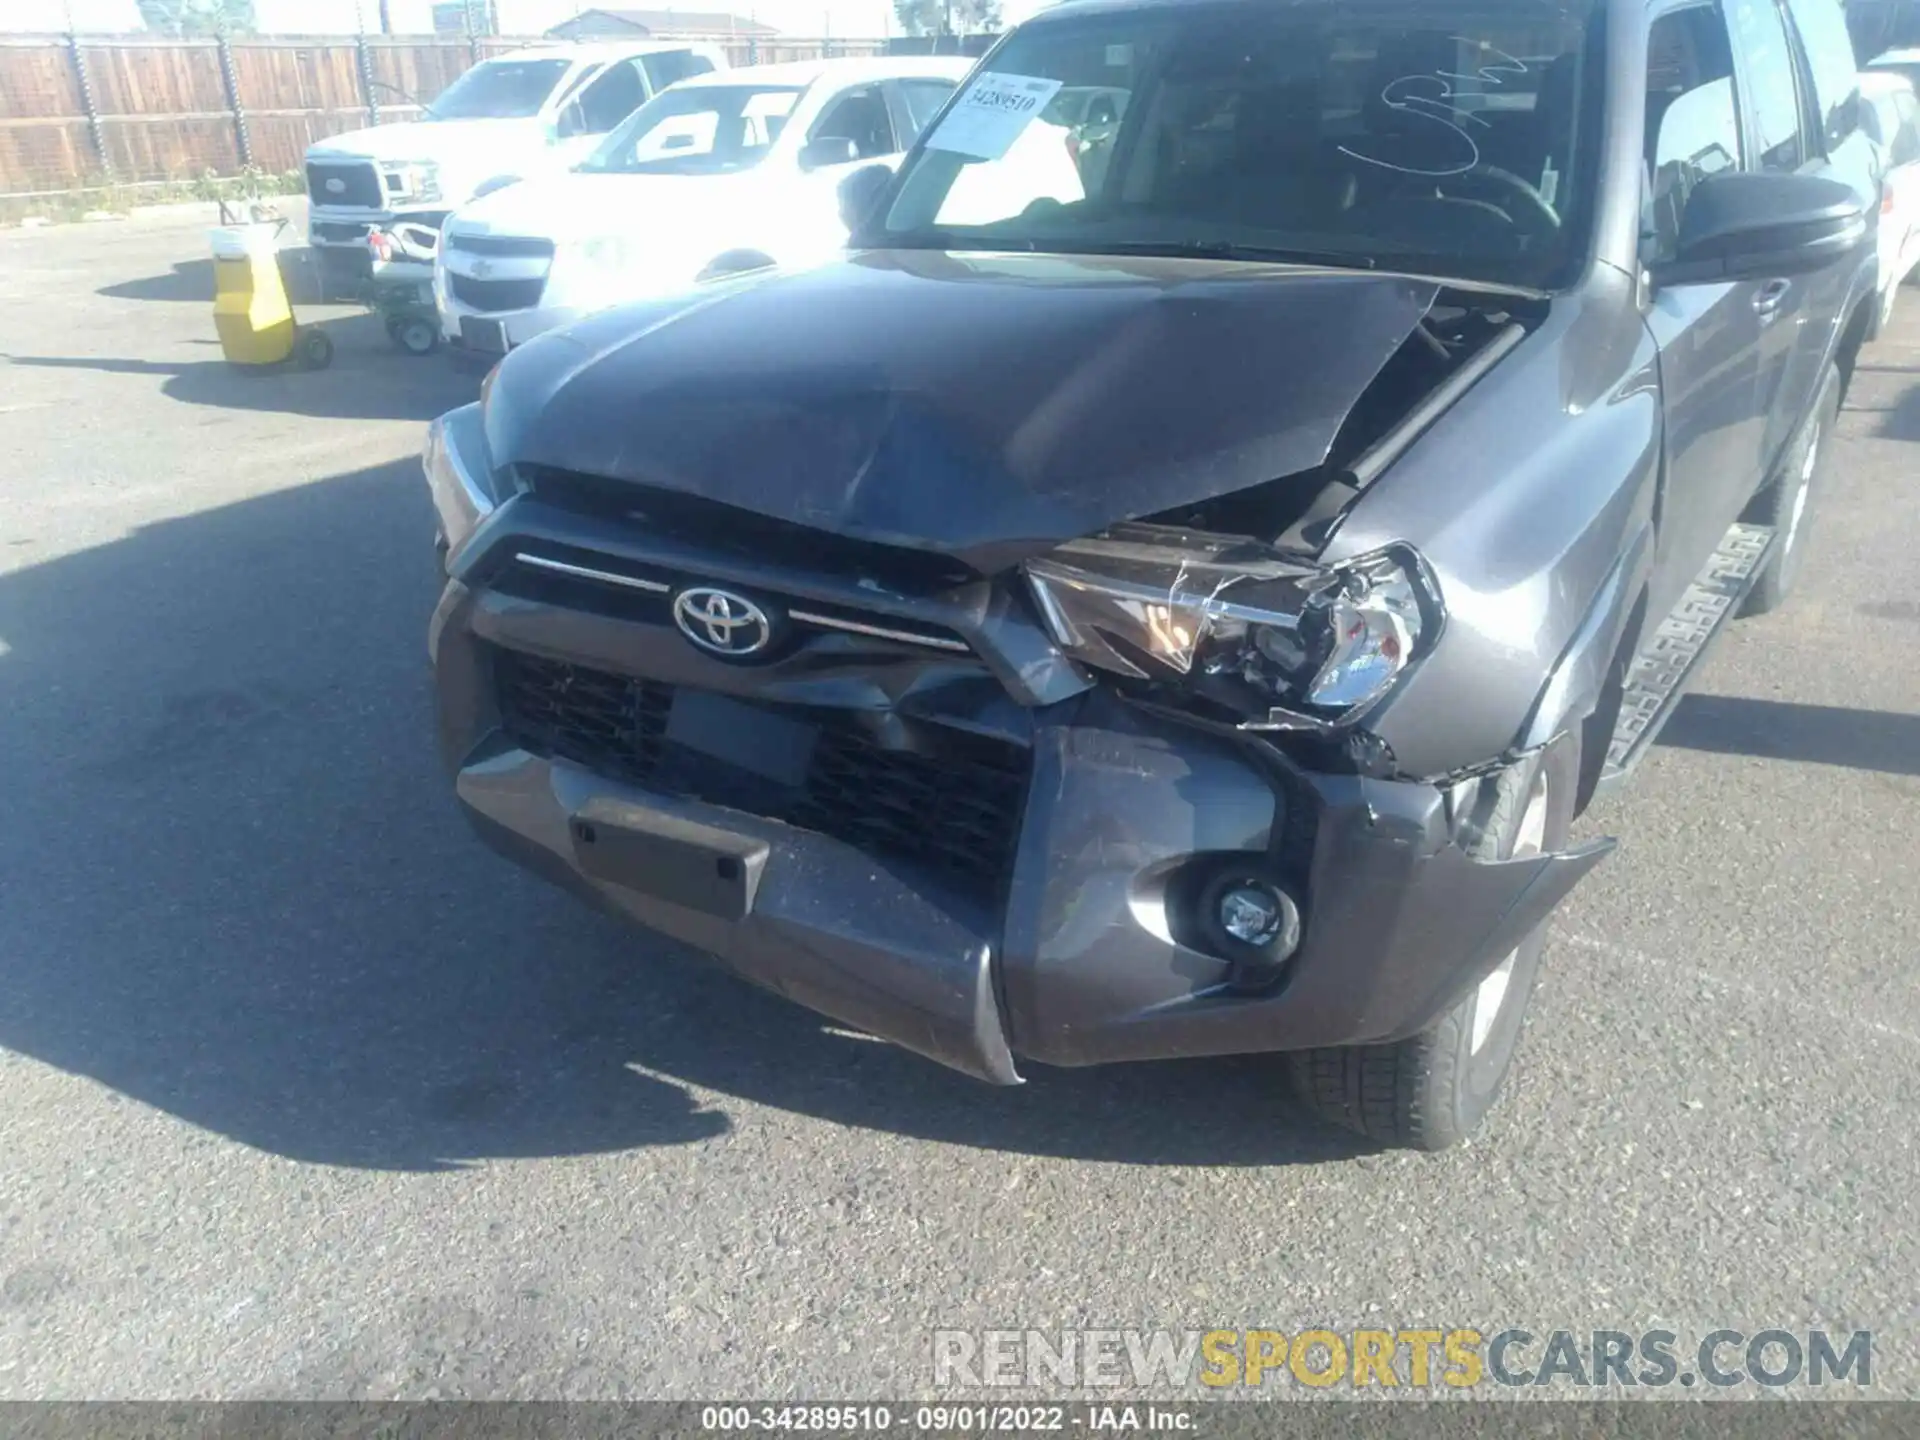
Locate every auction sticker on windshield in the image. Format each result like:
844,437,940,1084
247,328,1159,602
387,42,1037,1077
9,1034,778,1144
926,72,1065,159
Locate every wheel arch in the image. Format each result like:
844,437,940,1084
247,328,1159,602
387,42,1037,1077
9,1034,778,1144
1516,518,1655,814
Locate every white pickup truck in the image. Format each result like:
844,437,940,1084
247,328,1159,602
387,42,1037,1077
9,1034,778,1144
302,40,726,294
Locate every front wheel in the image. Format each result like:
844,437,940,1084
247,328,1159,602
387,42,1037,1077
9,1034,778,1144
1289,735,1579,1151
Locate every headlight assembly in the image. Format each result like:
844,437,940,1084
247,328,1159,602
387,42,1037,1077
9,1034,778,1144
384,160,442,202
577,235,632,270
1023,524,1441,729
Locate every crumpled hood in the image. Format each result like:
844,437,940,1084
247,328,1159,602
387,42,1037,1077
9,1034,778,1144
487,249,1441,573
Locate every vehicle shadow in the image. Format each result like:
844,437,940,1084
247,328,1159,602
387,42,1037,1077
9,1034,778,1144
2,314,481,424
96,246,333,307
0,460,1367,1172
97,257,217,303
1658,693,1920,777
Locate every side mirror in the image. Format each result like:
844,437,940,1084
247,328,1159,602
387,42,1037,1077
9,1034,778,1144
1651,169,1868,286
836,162,893,233
799,135,861,173
555,100,588,139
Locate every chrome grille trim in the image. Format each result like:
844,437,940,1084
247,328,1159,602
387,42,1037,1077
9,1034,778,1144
512,552,671,593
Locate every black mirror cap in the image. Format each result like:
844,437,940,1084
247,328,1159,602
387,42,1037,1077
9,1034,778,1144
798,136,861,173
836,161,894,233
1654,169,1869,286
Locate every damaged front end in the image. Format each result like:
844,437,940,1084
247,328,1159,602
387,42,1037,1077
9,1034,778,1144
1025,525,1439,740
429,261,1615,1083
997,518,1614,1069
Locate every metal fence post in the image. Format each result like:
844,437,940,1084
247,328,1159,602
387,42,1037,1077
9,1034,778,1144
216,33,253,169
66,31,112,181
355,30,379,126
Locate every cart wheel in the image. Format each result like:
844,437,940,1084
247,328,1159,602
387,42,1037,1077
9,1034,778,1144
396,317,441,356
295,326,334,370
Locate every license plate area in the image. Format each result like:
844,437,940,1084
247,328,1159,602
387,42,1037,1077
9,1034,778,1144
460,316,508,354
569,799,769,922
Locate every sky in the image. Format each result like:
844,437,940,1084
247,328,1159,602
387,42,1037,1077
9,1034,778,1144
0,0,1057,37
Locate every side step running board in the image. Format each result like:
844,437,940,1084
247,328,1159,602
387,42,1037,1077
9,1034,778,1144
1597,521,1775,794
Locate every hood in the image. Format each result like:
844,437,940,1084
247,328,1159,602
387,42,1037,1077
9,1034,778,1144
488,250,1441,574
452,170,760,245
309,117,546,166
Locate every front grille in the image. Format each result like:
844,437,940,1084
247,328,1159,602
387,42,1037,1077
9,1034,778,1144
306,160,382,209
450,273,546,312
493,547,973,656
520,467,984,593
492,647,1030,902
446,232,556,259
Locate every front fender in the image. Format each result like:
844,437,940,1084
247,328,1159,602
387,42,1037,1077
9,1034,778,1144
1518,516,1654,754
1324,267,1660,779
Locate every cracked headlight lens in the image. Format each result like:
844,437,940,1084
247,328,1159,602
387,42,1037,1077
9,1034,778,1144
1023,524,1439,725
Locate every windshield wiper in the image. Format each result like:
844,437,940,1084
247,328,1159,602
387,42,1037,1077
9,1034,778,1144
1061,239,1377,269
869,231,1376,268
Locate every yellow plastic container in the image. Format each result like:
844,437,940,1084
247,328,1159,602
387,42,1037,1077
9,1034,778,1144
210,224,296,365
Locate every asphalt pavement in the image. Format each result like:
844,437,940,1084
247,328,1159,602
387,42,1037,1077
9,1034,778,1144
2,206,1918,1401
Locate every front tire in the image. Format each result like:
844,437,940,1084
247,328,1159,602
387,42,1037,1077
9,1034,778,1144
1289,735,1579,1151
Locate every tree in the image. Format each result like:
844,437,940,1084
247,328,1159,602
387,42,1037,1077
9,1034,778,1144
892,0,941,36
893,0,999,34
951,0,1001,33
136,0,259,37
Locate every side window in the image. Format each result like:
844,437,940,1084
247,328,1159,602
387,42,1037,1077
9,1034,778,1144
1782,0,1861,150
898,79,959,137
810,85,898,159
1643,6,1742,263
1726,0,1811,170
574,60,646,135
643,50,714,94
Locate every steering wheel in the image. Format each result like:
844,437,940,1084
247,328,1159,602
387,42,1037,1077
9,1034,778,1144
1396,164,1561,248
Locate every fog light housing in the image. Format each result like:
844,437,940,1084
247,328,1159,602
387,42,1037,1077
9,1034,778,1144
1197,868,1301,991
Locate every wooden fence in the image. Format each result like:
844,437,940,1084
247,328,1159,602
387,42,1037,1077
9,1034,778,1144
0,33,892,196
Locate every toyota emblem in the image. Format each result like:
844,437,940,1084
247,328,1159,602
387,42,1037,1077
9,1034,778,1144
324,177,346,195
673,587,773,657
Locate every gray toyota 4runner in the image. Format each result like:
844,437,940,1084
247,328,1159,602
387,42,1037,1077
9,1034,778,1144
425,0,1878,1149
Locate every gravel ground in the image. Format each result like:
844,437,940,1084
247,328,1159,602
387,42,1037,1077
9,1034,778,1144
1,206,1918,1402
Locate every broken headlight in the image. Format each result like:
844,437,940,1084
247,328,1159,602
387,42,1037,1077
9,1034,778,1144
1023,524,1440,727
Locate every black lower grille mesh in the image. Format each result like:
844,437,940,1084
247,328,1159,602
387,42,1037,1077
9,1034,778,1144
492,648,1029,900
450,273,545,312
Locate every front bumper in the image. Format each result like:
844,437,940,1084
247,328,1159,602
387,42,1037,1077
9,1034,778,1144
437,293,586,348
425,413,1612,1082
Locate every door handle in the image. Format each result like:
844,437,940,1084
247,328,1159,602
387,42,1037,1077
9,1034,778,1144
1752,278,1793,317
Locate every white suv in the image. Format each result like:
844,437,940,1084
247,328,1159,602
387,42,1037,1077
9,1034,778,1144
303,41,726,293
435,57,995,356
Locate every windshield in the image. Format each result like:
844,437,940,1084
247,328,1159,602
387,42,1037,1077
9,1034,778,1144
879,0,1602,289
427,58,573,120
577,85,806,175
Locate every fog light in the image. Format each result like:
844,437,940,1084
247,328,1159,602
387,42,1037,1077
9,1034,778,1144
1219,882,1287,946
1196,869,1302,992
